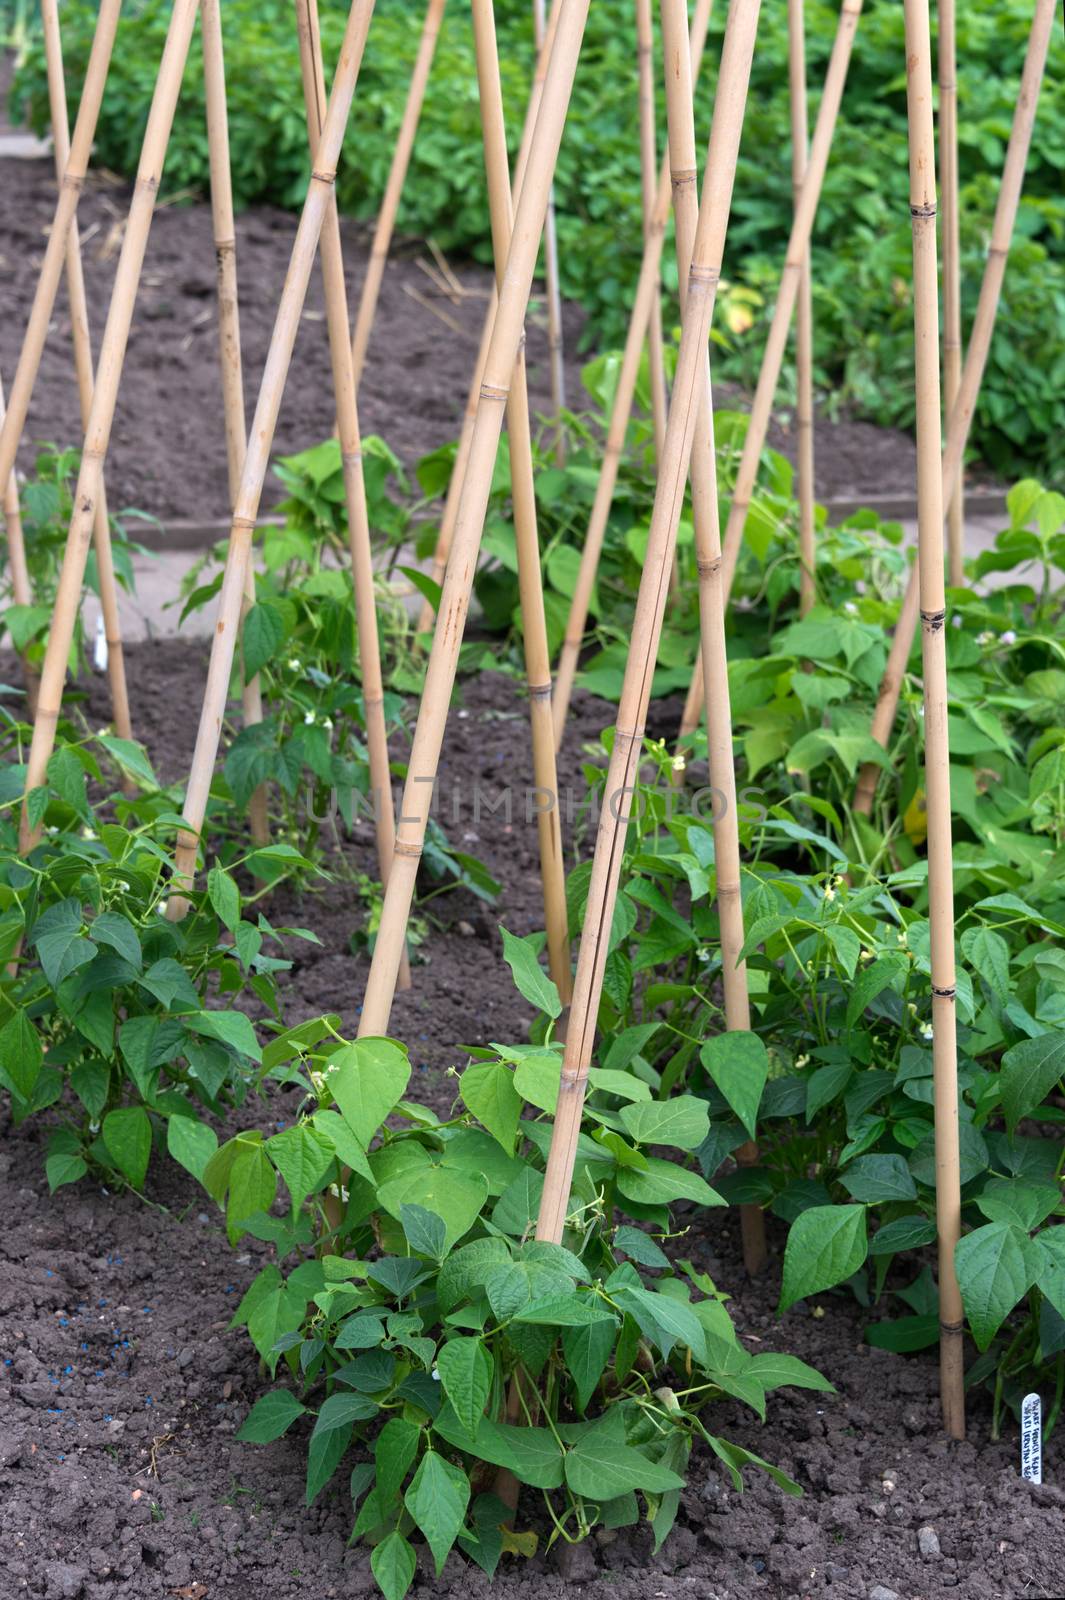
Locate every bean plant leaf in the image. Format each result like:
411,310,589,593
243,601,288,679
330,1038,411,1147
500,927,561,1018
868,1216,938,1256
267,1124,336,1214
779,1204,868,1312
377,1165,488,1252
563,1436,686,1499
616,1157,724,1209
700,1032,768,1140
374,1417,421,1504
371,1532,417,1600
400,1203,447,1261
0,1009,43,1102
562,1318,618,1411
460,1060,521,1153
435,1337,492,1436
999,1032,1065,1134
404,1450,470,1576
839,1153,917,1203
618,1095,710,1151
236,1389,306,1443
102,1106,152,1190
166,1114,218,1182
90,911,141,971
845,954,907,1028
207,864,241,933
955,1221,1042,1351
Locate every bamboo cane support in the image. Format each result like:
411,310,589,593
788,0,816,616
200,0,269,848
295,0,410,992
636,0,667,467
939,0,963,588
901,0,964,1440
551,0,714,751
167,0,377,911
471,0,570,1001
853,0,1055,818
0,373,37,716
41,0,133,753
660,0,764,1273
414,0,564,637
19,0,198,857
0,0,121,513
349,0,446,389
537,0,762,1247
356,0,591,1037
533,0,567,462
675,0,860,754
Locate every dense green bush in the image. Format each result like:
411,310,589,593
11,0,1064,476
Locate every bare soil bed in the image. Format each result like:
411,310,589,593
0,153,927,529
0,643,1062,1600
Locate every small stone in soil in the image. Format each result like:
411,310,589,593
869,1588,900,1600
918,1525,942,1560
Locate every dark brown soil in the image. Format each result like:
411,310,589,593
0,153,929,528
1,643,1062,1600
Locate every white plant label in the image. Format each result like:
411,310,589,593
93,613,108,673
1020,1392,1041,1484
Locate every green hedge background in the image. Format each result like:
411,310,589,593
8,0,1065,478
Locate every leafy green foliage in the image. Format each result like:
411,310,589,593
14,0,1063,473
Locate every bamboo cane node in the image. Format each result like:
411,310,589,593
60,170,86,194
528,681,553,701
939,1318,965,1334
614,723,645,748
310,167,338,187
393,839,423,860
931,983,957,1000
909,202,937,218
231,515,257,533
671,166,697,191
479,381,509,403
695,556,722,578
921,607,947,632
341,449,363,466
688,264,721,287
987,245,1008,260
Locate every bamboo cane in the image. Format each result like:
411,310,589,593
660,0,764,1273
537,0,762,1247
201,0,269,848
167,0,377,911
0,0,121,515
533,0,567,463
674,0,860,755
940,0,964,588
414,0,564,638
0,373,38,716
901,0,964,1440
356,0,591,1036
853,0,1055,818
19,0,198,858
788,0,816,616
41,0,134,754
471,0,570,1001
636,0,667,467
295,0,411,992
551,0,714,751
349,0,446,390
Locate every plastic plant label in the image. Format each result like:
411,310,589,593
1020,1392,1041,1484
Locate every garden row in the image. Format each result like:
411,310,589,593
9,0,1065,479
1,394,1063,1594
